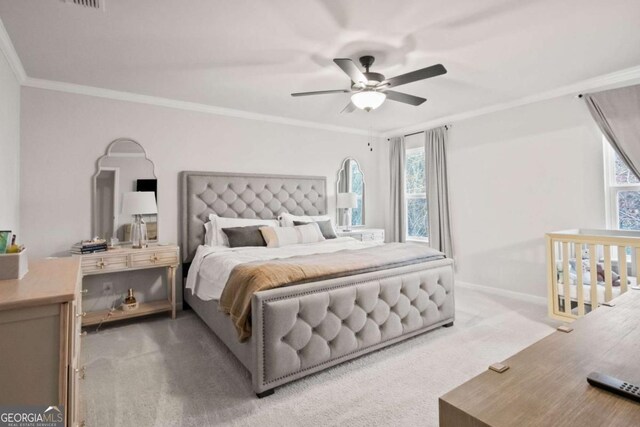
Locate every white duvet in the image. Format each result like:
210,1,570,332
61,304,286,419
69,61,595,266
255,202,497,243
185,237,382,301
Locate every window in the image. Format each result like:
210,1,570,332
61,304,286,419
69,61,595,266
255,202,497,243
350,160,364,226
604,142,640,230
405,146,428,240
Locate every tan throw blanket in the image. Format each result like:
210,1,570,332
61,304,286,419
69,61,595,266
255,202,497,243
219,243,444,341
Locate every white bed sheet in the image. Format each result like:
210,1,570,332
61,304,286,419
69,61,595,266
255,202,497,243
186,237,382,301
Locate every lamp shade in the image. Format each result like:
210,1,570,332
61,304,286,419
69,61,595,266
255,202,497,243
121,192,158,215
351,91,386,111
337,192,358,209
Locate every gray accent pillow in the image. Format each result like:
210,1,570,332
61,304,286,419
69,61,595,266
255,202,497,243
221,225,267,248
293,220,337,239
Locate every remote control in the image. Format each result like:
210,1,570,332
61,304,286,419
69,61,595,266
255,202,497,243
587,372,640,403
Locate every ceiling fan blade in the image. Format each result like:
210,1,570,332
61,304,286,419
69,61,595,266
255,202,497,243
341,101,357,114
291,89,351,97
381,64,447,88
384,90,427,106
333,58,368,84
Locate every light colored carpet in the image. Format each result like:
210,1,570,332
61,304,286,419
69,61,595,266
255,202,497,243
80,285,557,427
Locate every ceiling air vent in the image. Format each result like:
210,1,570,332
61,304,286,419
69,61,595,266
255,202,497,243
64,0,105,11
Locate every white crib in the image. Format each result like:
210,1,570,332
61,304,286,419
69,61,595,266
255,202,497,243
546,229,640,321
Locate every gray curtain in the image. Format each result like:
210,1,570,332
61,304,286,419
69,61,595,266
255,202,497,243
584,84,640,178
425,126,453,258
389,137,406,242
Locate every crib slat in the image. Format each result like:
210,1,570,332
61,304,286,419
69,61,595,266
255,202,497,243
547,237,560,317
618,246,628,294
562,242,571,314
575,244,585,316
604,245,613,302
589,244,598,310
636,248,640,293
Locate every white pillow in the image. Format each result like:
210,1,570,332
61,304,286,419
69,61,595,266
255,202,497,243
279,212,334,228
209,214,279,247
204,221,214,246
260,223,325,248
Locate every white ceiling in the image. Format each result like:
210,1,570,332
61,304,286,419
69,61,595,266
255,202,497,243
1,0,639,133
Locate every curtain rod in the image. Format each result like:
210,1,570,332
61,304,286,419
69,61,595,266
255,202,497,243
385,124,452,141
403,124,451,138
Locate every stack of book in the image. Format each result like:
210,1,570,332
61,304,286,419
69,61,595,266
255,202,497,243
70,239,108,255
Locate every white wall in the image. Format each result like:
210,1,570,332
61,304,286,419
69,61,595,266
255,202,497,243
20,87,384,307
20,83,606,303
0,47,20,238
447,95,606,297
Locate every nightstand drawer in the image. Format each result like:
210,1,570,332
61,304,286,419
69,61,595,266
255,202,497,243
361,233,376,241
336,228,385,243
130,250,178,268
81,254,128,274
370,231,385,241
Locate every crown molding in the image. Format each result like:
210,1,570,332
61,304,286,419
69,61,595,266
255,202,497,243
1,15,373,136
0,16,26,83
18,63,640,139
382,64,640,137
22,77,378,137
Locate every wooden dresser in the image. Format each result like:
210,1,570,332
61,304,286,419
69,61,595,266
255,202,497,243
0,258,84,427
440,289,640,427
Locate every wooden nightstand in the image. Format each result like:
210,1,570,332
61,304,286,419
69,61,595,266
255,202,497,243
75,244,180,326
336,228,385,243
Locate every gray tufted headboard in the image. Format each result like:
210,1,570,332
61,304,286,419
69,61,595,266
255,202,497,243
180,171,327,263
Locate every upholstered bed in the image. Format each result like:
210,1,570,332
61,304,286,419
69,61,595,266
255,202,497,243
180,171,455,397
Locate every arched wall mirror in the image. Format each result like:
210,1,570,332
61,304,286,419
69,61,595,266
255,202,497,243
93,138,158,244
336,157,365,228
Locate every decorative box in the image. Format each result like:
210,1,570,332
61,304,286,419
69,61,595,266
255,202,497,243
0,249,29,280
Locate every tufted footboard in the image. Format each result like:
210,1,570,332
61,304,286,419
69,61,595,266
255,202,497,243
250,258,455,395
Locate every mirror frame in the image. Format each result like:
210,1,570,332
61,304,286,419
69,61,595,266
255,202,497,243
336,157,366,228
92,138,158,244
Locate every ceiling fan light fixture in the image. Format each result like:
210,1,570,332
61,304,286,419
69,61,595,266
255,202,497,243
351,90,386,112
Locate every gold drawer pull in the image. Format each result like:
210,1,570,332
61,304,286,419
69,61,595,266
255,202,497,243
76,311,87,318
75,366,86,380
150,255,159,263
96,259,106,269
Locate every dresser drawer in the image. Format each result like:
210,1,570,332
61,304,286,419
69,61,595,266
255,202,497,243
81,254,129,274
130,249,178,268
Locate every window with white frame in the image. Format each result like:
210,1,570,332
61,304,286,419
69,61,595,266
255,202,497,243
405,146,428,240
604,142,640,230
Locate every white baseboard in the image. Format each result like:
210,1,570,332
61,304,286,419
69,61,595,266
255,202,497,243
456,280,547,306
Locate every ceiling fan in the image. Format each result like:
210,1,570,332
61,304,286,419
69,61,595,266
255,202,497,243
291,56,447,113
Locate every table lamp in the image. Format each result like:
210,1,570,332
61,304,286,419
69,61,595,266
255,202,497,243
121,191,157,248
337,192,358,232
